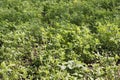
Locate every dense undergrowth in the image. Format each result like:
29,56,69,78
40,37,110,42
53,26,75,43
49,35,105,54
0,0,120,80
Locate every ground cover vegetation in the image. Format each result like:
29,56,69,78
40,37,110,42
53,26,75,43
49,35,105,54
0,0,120,79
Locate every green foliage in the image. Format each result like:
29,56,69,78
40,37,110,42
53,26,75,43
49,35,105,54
0,0,120,79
